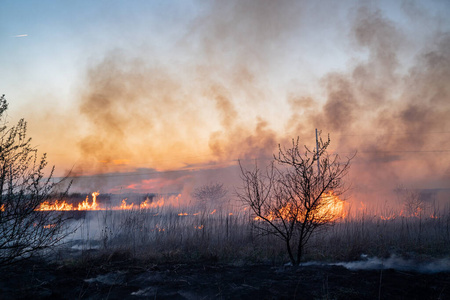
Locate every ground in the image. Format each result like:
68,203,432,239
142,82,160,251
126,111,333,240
1,255,449,299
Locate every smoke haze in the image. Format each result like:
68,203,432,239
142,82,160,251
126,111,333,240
13,1,449,205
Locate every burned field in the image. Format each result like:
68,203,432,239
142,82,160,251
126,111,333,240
1,195,450,299
2,0,450,298
2,255,450,299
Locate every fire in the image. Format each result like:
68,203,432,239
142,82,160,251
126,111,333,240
153,224,165,232
140,197,164,209
255,191,346,223
313,191,346,222
35,191,100,211
78,191,99,210
31,192,233,218
43,224,57,229
380,213,396,221
34,192,168,212
38,200,74,211
118,199,134,210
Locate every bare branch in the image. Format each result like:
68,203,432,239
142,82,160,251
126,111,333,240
237,132,354,266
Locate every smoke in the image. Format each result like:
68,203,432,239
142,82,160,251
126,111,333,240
66,1,450,203
302,254,450,274
285,5,450,201
74,0,304,186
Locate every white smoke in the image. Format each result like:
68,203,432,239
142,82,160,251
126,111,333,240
302,254,450,274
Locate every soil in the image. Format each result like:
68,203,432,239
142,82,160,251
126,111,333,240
1,255,450,299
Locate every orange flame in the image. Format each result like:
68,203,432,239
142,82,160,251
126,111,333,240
380,213,396,221
43,224,57,229
140,197,164,209
78,191,99,210
118,199,134,210
34,192,169,211
38,200,74,211
255,191,346,223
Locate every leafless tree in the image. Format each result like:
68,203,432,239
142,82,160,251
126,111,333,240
395,186,428,218
238,133,353,266
0,95,72,266
192,183,228,212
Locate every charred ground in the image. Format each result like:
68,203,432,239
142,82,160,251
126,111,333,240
1,253,449,300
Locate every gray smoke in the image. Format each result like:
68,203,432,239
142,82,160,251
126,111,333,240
303,254,450,274
70,1,450,203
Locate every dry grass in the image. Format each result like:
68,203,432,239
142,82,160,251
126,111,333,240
60,200,450,265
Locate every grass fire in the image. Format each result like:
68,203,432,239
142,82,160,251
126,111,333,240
2,0,450,298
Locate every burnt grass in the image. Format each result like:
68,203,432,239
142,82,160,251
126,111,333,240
1,253,450,300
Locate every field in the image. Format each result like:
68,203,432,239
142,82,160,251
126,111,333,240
1,194,450,299
59,195,450,264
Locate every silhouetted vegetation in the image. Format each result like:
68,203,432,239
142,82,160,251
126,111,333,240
0,95,72,266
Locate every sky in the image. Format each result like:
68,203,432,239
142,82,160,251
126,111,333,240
1,0,450,206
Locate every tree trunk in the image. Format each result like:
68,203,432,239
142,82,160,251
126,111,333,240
286,238,296,266
296,235,304,266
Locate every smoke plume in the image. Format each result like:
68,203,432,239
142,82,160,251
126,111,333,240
68,1,450,203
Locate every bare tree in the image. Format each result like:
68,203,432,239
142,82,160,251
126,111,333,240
395,186,428,218
0,95,71,266
238,133,353,266
192,183,228,212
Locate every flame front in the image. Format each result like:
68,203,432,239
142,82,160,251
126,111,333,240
118,199,134,210
38,200,74,211
255,191,346,223
78,191,99,210
140,197,164,209
33,192,181,212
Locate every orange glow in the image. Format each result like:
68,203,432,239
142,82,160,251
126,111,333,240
36,193,100,211
154,224,165,232
380,213,396,221
359,201,367,212
38,200,74,211
255,191,346,223
112,159,130,165
33,192,175,212
140,197,164,209
43,224,57,229
413,207,423,217
78,191,99,210
118,199,134,210
210,209,216,215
